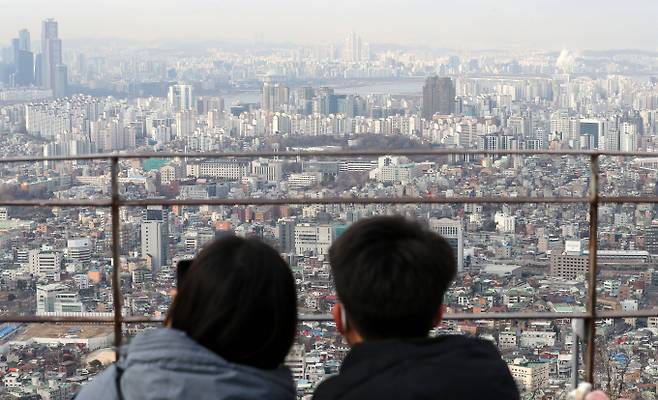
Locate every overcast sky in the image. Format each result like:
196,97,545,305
1,0,656,50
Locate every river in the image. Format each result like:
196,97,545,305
221,78,424,105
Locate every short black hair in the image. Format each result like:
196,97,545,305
169,236,297,369
329,216,457,339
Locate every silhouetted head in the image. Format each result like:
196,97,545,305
329,216,457,340
169,236,297,369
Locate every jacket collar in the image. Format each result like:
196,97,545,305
121,328,294,391
341,336,448,372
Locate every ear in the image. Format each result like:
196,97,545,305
432,304,446,327
332,304,346,334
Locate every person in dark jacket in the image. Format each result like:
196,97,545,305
76,236,298,400
313,216,520,400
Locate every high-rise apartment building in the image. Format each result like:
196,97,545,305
141,206,169,273
343,32,369,62
11,29,34,87
422,76,455,120
579,119,604,150
297,86,315,115
34,53,42,86
262,82,290,112
277,219,296,254
53,64,68,98
41,18,67,97
429,218,465,271
175,110,195,138
315,87,337,115
168,84,194,111
18,29,30,51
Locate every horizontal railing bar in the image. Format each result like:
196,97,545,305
121,312,593,323
0,310,656,325
119,196,589,207
596,309,658,318
0,315,116,323
3,149,658,163
0,199,113,207
297,312,595,322
444,312,592,320
599,195,658,204
5,195,658,208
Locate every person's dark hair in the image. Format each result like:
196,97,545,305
169,236,297,369
330,216,457,339
176,259,193,288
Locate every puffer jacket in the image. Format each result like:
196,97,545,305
75,328,295,400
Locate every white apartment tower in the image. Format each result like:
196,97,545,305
141,206,169,273
429,218,465,271
168,84,194,111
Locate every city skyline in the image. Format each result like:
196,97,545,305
2,3,658,399
1,1,658,51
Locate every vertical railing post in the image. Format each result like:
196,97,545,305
571,328,580,389
585,153,599,384
110,157,123,359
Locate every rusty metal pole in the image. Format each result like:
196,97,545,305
585,154,599,384
110,157,123,360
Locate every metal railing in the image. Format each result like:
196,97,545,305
1,148,656,386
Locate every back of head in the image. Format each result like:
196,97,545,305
329,216,457,339
170,236,297,370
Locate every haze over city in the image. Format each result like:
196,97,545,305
1,0,658,50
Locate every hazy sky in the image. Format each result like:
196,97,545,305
1,0,656,50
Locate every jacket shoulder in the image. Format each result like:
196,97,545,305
75,364,119,400
311,337,519,400
312,375,341,400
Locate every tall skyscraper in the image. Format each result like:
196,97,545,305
422,76,456,120
141,206,169,273
261,82,290,112
14,49,34,86
277,219,296,253
9,29,34,87
18,29,30,51
53,64,67,96
34,53,42,86
41,18,67,97
41,19,59,88
316,86,337,115
168,84,194,111
579,119,604,150
297,86,315,115
343,32,368,62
